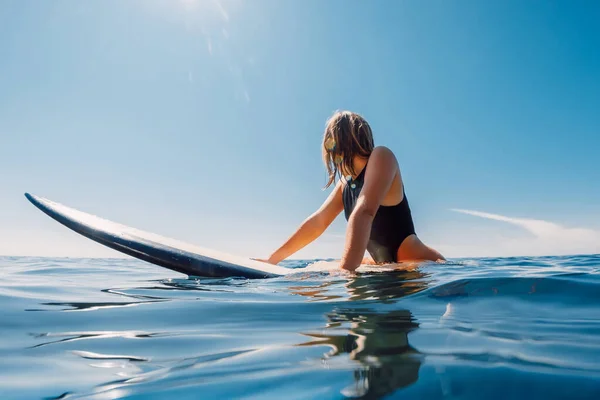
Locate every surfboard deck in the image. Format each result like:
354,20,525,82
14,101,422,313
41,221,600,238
24,193,293,279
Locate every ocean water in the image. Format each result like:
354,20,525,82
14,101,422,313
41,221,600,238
2,255,600,400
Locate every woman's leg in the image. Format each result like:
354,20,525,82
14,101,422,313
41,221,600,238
397,234,445,262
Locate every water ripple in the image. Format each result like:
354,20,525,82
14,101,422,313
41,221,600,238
1,255,600,399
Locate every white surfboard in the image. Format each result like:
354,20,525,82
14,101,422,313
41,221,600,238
25,193,293,279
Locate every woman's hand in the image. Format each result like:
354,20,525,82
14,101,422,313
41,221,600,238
362,256,377,265
252,258,277,265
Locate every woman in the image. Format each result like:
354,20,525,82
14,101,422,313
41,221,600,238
261,110,444,272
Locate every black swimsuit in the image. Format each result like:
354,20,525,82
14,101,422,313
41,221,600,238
342,162,416,263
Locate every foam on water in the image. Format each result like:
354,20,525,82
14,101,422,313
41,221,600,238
1,254,600,399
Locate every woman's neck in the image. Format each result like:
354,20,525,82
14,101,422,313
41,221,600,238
351,156,368,178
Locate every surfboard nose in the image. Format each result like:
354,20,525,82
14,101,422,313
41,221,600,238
24,192,44,205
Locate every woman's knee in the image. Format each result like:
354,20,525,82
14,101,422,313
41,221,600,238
397,235,444,262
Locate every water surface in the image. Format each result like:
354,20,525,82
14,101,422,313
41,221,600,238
1,255,600,399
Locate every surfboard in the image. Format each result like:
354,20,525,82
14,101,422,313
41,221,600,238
24,193,293,279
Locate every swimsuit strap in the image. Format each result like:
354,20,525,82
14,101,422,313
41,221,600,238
356,161,368,181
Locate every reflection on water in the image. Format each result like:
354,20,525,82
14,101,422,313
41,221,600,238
288,280,344,301
300,308,421,398
29,330,174,349
345,269,431,302
289,269,431,303
297,272,427,398
25,299,166,312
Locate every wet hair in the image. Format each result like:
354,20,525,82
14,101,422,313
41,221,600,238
322,110,374,188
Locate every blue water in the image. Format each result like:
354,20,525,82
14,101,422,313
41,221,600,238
2,255,600,399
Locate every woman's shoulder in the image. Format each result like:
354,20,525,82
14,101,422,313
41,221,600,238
369,146,398,164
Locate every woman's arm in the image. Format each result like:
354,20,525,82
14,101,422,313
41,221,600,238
263,180,344,264
340,147,399,272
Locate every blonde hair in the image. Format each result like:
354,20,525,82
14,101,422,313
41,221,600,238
322,110,374,188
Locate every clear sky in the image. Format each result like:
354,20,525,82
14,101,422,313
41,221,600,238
1,0,599,260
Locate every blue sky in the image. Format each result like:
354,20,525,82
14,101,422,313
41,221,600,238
1,0,599,259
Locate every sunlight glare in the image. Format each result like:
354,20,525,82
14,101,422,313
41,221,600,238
178,0,229,21
180,0,200,10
